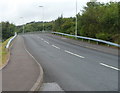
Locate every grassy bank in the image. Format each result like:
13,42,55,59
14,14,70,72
0,37,12,68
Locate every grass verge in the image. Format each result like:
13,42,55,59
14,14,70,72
0,37,12,68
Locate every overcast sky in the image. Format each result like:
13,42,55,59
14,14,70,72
0,0,118,25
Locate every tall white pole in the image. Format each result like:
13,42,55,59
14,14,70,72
43,6,44,32
75,0,77,36
39,6,44,32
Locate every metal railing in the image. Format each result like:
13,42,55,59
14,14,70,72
6,32,17,48
52,32,120,47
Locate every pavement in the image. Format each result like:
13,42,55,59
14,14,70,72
2,36,41,91
23,33,119,91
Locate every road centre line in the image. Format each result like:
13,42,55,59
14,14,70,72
44,41,49,44
64,50,85,58
52,45,60,49
40,38,43,40
100,63,120,71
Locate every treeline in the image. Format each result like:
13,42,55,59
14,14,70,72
1,22,17,41
53,2,120,44
17,21,53,33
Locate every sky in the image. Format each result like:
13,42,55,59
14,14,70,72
0,0,118,25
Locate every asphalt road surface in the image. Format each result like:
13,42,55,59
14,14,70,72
23,33,119,91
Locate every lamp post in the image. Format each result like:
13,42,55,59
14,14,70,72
39,6,44,32
20,17,25,34
75,0,78,36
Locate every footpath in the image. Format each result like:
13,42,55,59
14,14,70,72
2,36,42,91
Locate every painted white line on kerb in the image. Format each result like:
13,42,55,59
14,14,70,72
64,50,85,58
40,82,64,91
52,45,60,49
100,63,120,71
44,41,49,44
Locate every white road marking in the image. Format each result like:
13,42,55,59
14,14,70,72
52,45,60,49
64,50,85,58
24,46,43,91
41,38,44,40
100,63,120,71
44,40,49,44
85,46,97,50
40,82,64,91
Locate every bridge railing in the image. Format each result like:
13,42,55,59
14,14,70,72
52,32,120,47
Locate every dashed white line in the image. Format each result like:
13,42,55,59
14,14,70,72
64,50,85,58
52,45,60,49
44,40,49,44
100,63,120,71
41,38,44,40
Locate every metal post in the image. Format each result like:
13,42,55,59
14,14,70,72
39,6,44,32
23,25,24,34
75,0,77,37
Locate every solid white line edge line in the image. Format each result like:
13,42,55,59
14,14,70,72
24,45,44,91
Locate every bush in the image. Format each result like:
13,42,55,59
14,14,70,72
96,33,112,41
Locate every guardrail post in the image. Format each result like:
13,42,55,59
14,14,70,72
97,42,98,45
88,40,90,43
82,39,83,42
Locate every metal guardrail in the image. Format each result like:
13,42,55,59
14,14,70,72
52,32,120,47
6,32,17,48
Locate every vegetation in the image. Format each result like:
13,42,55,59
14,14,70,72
1,1,119,44
53,2,120,44
0,37,11,68
1,22,17,41
17,21,53,33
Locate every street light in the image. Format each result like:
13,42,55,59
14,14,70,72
39,6,44,32
20,17,25,34
75,0,77,36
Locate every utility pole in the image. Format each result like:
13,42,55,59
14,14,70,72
39,6,44,32
75,0,77,36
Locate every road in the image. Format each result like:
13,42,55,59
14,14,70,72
23,33,119,91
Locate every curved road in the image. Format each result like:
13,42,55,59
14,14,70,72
23,33,119,91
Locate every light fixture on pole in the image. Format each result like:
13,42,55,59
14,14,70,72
39,6,44,32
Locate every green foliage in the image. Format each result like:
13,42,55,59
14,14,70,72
96,33,112,41
53,1,119,44
1,22,16,41
1,1,119,44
